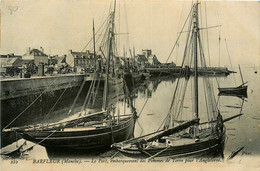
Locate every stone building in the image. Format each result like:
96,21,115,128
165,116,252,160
67,49,102,72
22,47,48,65
49,55,67,67
141,49,161,66
0,57,22,68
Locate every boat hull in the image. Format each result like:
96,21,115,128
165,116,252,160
19,117,135,151
218,85,247,95
124,72,142,91
116,128,226,159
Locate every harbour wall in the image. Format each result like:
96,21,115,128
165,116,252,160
0,74,86,101
1,74,92,145
0,74,126,147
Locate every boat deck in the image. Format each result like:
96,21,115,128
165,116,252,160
137,128,218,150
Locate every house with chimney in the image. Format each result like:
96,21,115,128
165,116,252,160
67,50,101,71
0,54,22,67
22,47,48,65
141,49,161,66
0,56,22,68
135,54,148,69
49,55,67,67
134,49,161,68
0,53,24,76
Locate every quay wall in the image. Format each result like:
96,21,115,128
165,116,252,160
1,74,93,147
0,74,125,147
0,74,85,100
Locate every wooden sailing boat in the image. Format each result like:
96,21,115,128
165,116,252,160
112,2,229,158
3,0,136,152
218,65,248,95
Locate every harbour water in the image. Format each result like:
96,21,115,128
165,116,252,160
1,67,260,162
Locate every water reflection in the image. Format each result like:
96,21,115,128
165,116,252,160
218,92,248,100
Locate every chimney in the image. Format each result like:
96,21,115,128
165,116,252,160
86,50,89,54
27,47,31,55
68,49,72,54
142,49,148,58
147,50,152,57
40,47,44,53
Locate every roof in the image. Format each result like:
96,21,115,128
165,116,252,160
50,56,66,64
0,57,20,67
70,51,94,59
136,54,148,63
17,60,34,66
24,49,48,57
147,55,161,64
0,54,22,58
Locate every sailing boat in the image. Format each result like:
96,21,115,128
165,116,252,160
112,2,229,158
3,0,136,152
218,65,248,96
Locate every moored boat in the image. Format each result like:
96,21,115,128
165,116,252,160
112,2,234,159
218,65,248,95
218,85,247,95
2,0,136,153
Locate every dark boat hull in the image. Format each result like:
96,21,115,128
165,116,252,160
116,129,226,159
124,72,142,91
218,92,248,99
19,117,135,151
218,85,247,95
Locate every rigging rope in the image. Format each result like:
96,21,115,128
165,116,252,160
3,1,118,130
68,79,86,115
157,6,194,130
3,12,110,129
204,2,211,67
43,78,75,122
225,39,237,86
175,1,185,65
86,74,98,109
81,15,110,52
91,73,102,108
2,75,74,130
198,33,218,120
168,12,194,123
218,32,221,67
198,32,211,121
81,73,96,114
21,131,57,153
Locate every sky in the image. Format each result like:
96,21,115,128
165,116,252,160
1,0,259,67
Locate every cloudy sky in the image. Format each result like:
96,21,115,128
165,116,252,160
1,0,259,67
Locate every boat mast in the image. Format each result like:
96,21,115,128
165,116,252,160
112,0,116,76
133,46,135,71
102,0,116,111
193,3,199,119
123,46,126,69
238,64,244,85
93,19,96,71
